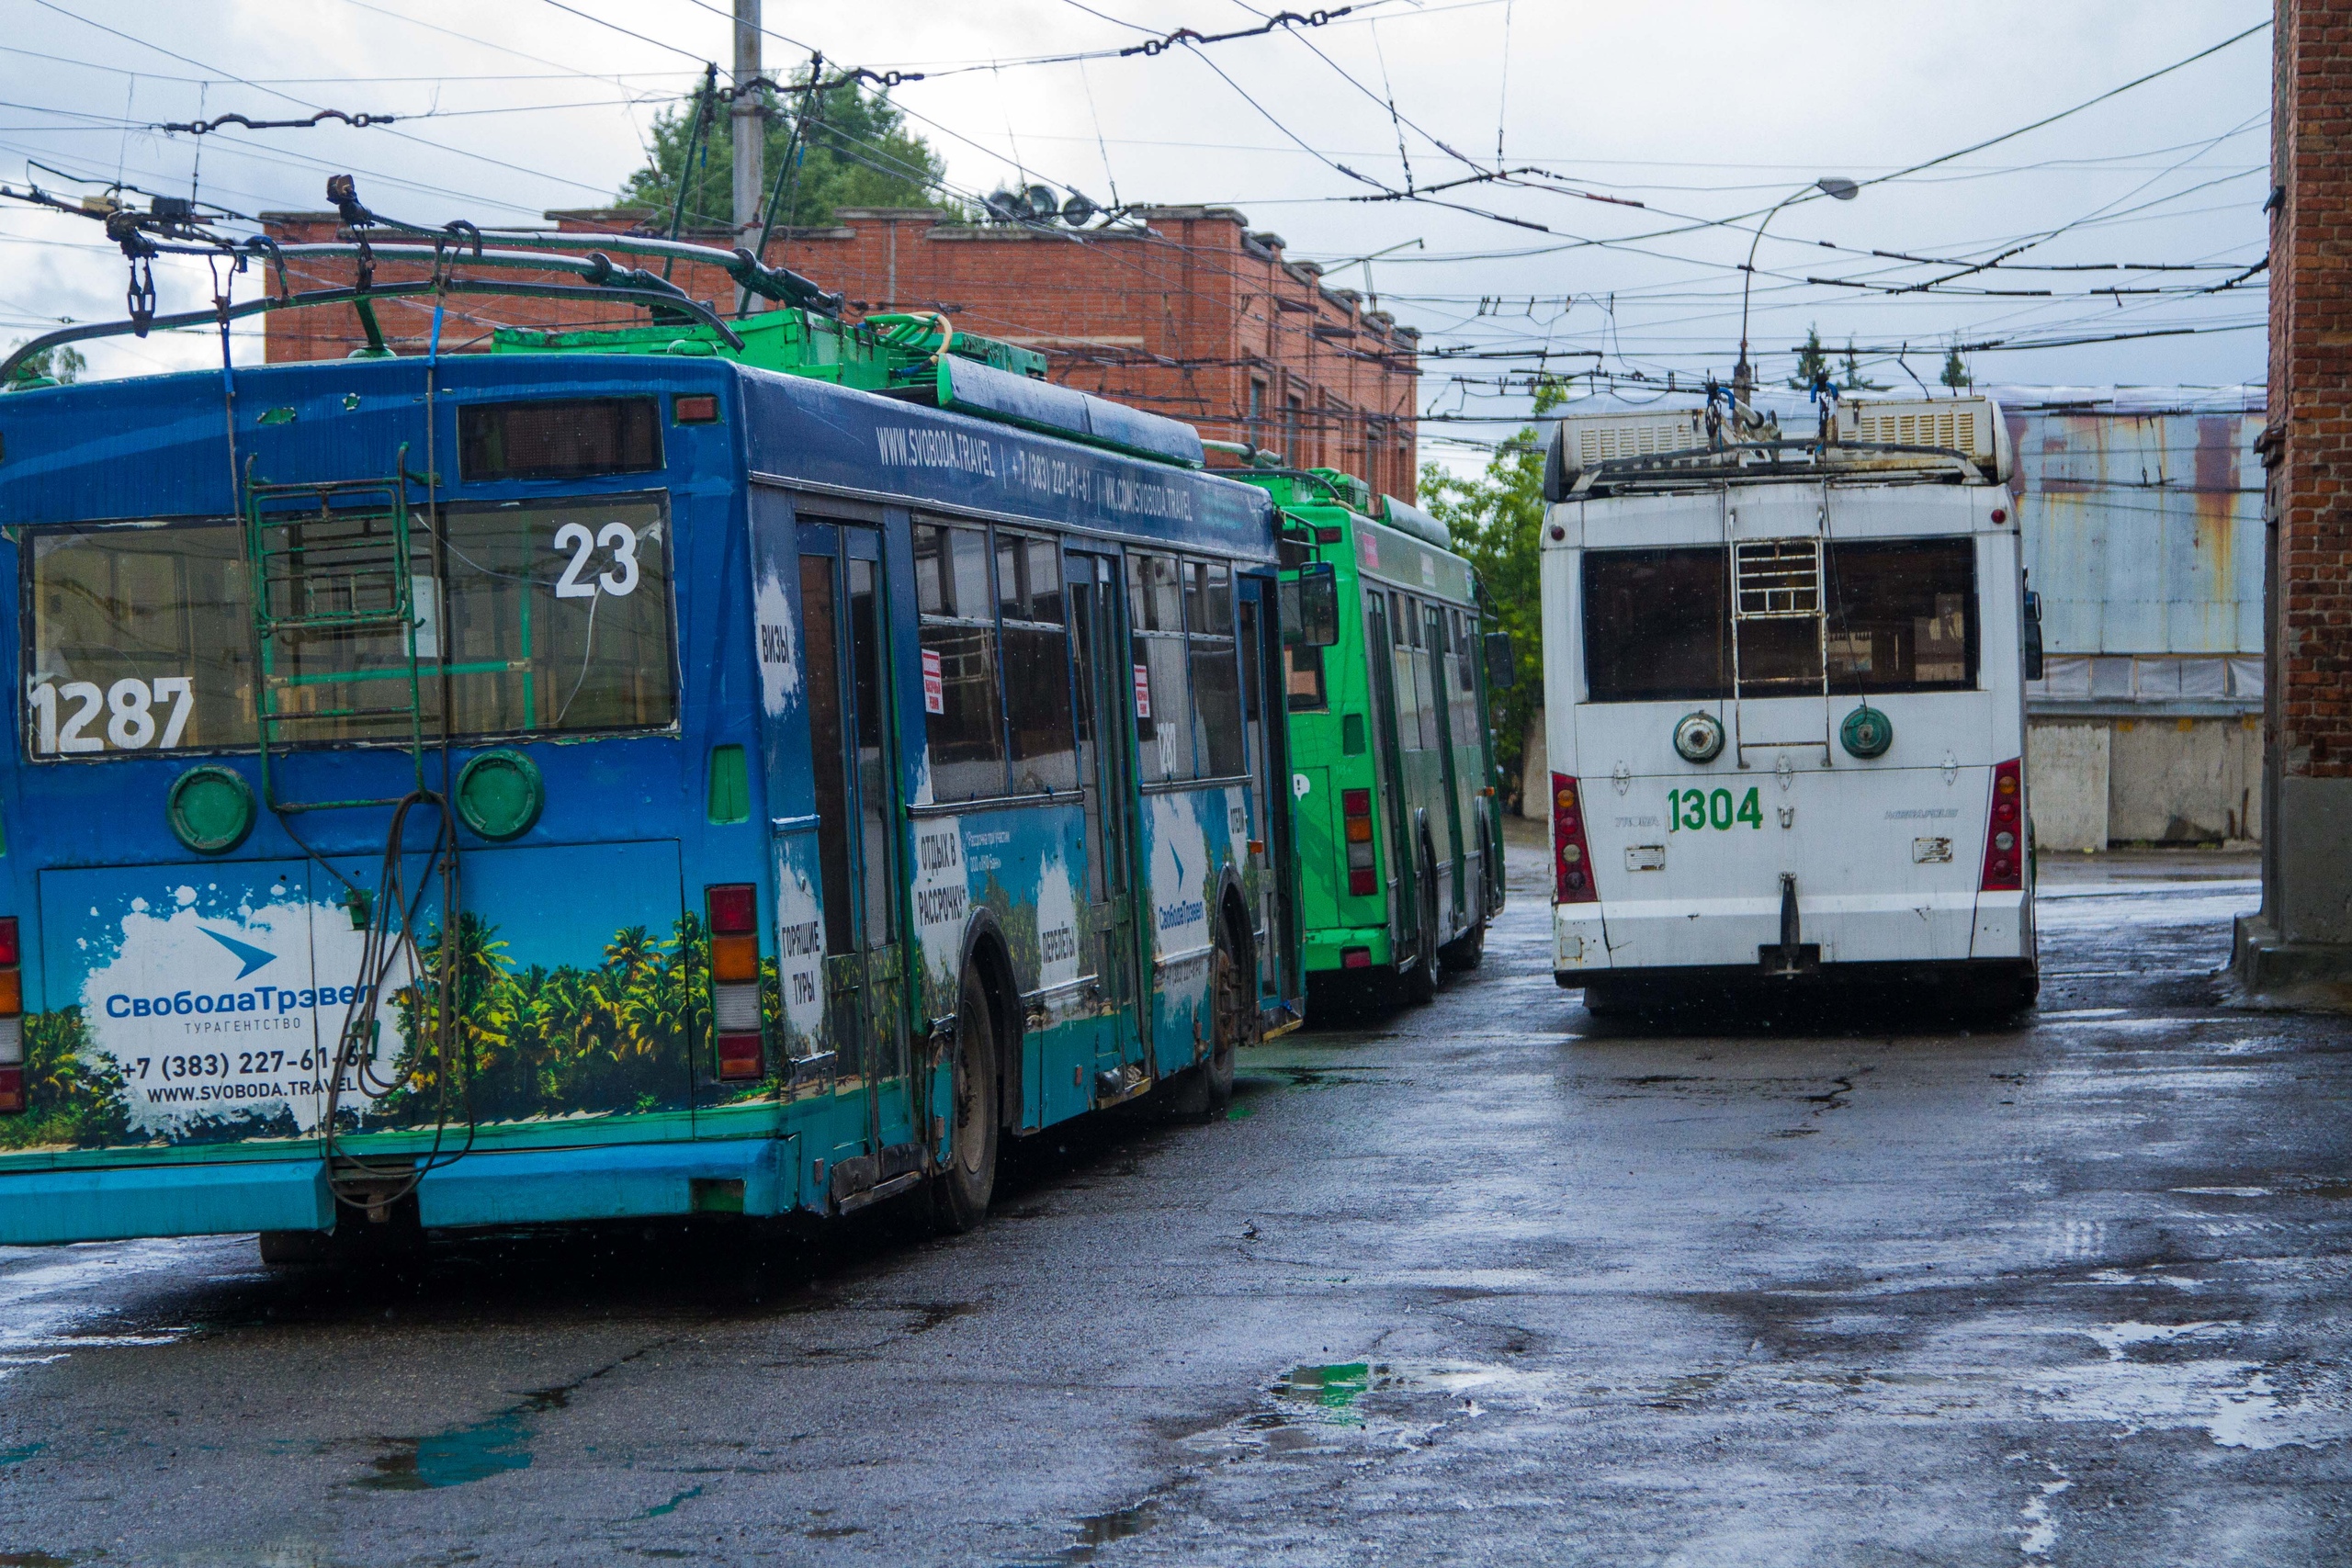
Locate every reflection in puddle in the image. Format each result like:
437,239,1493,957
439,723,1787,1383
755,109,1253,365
1063,1503,1152,1561
356,1386,570,1490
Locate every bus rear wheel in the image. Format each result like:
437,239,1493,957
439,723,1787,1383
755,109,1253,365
930,967,1000,1234
1440,920,1486,973
1203,912,1251,1113
1399,850,1443,1004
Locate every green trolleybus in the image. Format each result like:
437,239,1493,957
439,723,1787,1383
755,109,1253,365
1248,466,1510,1007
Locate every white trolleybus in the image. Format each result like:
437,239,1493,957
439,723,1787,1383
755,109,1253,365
1537,394,2042,1018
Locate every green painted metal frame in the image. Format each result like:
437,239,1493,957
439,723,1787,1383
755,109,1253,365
243,446,429,812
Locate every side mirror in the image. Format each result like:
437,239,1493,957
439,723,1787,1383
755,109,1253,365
1483,630,1518,691
2023,590,2044,682
1281,564,1340,649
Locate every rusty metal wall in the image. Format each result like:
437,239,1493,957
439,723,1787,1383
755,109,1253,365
1997,388,2266,657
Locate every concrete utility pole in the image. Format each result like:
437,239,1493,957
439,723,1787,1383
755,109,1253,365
731,0,763,251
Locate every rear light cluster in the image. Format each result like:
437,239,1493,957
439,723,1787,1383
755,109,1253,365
0,919,21,1113
706,885,766,1081
1553,773,1597,905
1981,759,2024,890
1340,788,1377,897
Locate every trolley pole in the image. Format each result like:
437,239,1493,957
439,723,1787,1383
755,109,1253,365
731,0,764,258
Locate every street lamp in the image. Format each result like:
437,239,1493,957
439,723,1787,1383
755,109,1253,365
1733,175,1860,409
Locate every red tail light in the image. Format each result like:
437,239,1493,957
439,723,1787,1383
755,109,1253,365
707,884,757,935
1340,787,1377,897
704,886,767,1082
0,917,22,1113
1980,759,2024,890
1554,773,1597,905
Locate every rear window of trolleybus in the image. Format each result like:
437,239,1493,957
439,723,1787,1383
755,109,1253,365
1578,538,1977,704
19,496,679,759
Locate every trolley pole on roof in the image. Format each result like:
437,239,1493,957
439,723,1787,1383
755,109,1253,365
731,0,764,270
1734,175,1860,411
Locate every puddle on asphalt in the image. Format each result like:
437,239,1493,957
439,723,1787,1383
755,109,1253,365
1063,1503,1154,1560
1277,1361,1374,1423
356,1386,570,1490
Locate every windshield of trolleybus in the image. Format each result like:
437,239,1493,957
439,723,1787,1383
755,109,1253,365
22,496,675,758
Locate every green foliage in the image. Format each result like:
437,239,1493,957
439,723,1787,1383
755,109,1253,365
1940,345,1973,390
6,343,85,389
1787,326,1830,391
379,912,714,1123
1418,381,1566,808
1838,341,1885,392
0,1007,128,1150
619,67,948,231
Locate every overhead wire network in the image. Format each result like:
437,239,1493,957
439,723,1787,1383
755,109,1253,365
0,0,2272,450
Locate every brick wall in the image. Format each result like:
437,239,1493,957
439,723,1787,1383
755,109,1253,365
2264,0,2352,779
259,205,1421,501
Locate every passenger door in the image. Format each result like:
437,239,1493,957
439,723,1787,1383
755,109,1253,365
1066,548,1146,1077
1423,602,1467,929
796,523,917,1177
1238,574,1296,1010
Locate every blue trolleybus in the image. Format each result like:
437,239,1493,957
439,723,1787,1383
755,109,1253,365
0,214,1301,1252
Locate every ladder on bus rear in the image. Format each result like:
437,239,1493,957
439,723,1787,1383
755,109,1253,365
243,450,430,812
1727,508,1833,769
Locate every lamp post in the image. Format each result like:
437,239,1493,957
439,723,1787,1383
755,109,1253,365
1733,175,1859,409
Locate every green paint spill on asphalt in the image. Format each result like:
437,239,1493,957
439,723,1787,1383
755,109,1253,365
0,1443,45,1466
1227,1104,1254,1120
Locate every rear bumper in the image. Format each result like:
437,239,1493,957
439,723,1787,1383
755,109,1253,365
0,1157,333,1246
0,1138,798,1246
1303,924,1396,974
1554,888,2032,973
1556,956,2038,994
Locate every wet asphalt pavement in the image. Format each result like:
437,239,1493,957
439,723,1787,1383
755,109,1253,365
1,835,2346,1566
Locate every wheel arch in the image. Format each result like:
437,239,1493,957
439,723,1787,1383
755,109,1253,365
954,908,1023,1132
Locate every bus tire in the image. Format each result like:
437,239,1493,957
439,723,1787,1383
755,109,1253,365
1204,911,1250,1113
1440,920,1486,972
258,1229,334,1267
931,967,1001,1234
1399,848,1443,1004
1963,966,2041,1026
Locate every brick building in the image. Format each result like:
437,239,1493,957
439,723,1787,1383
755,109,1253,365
2234,0,2352,995
259,205,1422,500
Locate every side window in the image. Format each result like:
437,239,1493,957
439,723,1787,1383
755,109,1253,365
999,533,1077,793
915,522,1007,800
1283,644,1328,711
1127,552,1191,783
1415,600,1440,751
1187,559,1245,776
1453,609,1476,693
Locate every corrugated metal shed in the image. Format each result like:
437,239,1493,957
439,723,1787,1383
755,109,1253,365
1992,384,2265,658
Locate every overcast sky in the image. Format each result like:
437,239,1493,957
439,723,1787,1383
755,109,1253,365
0,0,2273,458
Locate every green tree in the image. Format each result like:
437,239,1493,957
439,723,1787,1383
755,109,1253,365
1419,380,1566,809
1838,341,1885,391
619,66,948,231
1787,325,1830,390
1940,345,1973,391
6,343,85,389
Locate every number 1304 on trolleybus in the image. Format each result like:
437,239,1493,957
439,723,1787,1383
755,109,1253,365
0,195,1301,1253
1538,393,2041,1020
